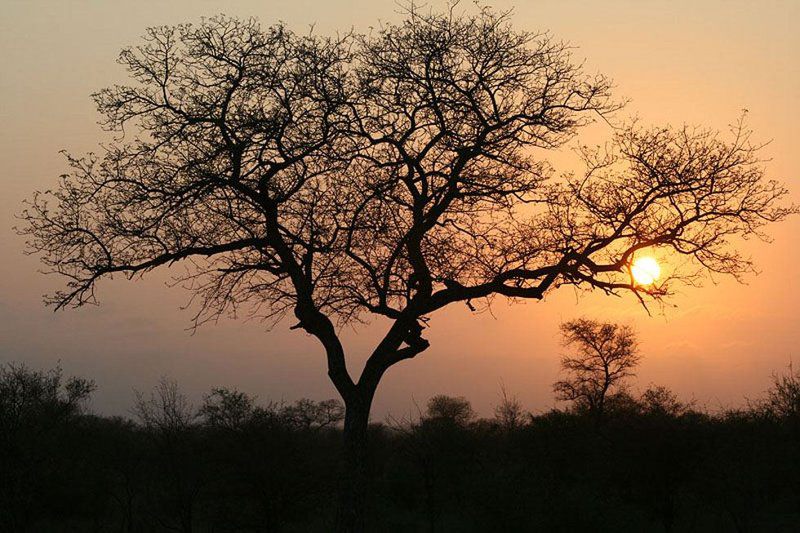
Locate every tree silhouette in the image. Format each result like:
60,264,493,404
638,385,690,418
133,379,199,532
494,385,525,429
199,387,262,431
554,318,640,417
0,363,96,531
761,363,800,422
281,398,345,431
425,395,476,427
18,6,797,531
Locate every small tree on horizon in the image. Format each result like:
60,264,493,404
17,5,797,531
133,378,196,435
132,378,198,533
762,362,800,421
554,318,641,417
494,385,525,429
425,395,476,427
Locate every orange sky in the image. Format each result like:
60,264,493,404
1,0,798,418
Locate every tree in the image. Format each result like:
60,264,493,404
425,395,476,427
281,398,345,430
554,318,641,417
0,363,95,431
494,386,525,430
639,385,690,417
199,387,261,431
17,6,797,531
133,378,196,435
133,379,198,533
0,363,96,531
761,363,800,422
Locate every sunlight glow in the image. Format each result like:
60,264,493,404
631,256,661,286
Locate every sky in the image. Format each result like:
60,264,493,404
1,0,798,420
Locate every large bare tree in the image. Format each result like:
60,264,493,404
18,7,796,531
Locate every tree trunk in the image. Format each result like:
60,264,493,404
335,391,373,533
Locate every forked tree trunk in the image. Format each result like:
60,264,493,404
335,390,373,533
331,331,404,532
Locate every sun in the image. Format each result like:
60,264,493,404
630,256,661,286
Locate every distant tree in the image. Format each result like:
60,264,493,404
0,363,95,429
554,318,641,417
197,389,339,529
133,378,198,533
18,6,797,531
393,394,478,531
762,363,800,421
133,377,196,434
0,363,95,531
494,386,525,429
638,385,690,417
281,398,345,430
425,395,476,427
199,387,260,431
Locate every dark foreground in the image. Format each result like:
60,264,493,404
1,363,798,532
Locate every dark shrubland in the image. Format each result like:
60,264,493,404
1,360,798,532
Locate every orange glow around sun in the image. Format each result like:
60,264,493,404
631,256,661,286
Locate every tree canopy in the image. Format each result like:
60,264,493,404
554,318,640,416
16,6,799,531
20,10,795,406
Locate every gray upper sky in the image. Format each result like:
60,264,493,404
1,0,798,419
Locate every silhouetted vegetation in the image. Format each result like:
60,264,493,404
553,318,641,418
18,6,798,529
2,359,797,532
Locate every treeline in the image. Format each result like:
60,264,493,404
1,361,798,532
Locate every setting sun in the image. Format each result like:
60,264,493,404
631,256,661,285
